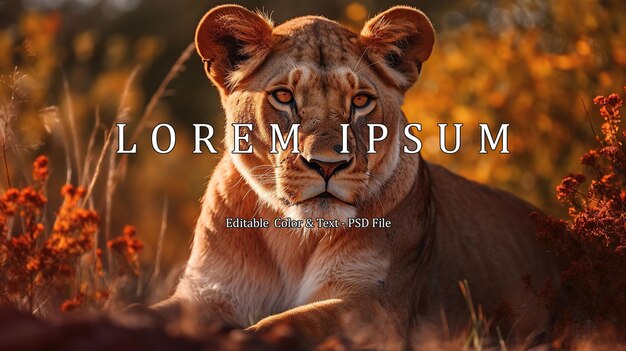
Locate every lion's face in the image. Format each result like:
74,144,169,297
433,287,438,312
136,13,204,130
195,6,434,225
231,61,392,223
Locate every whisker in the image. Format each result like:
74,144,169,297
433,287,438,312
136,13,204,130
353,47,369,72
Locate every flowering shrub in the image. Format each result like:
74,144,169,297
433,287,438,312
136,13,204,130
531,87,626,341
0,155,143,314
108,225,143,276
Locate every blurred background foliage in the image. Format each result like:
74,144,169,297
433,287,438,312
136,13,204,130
1,0,625,289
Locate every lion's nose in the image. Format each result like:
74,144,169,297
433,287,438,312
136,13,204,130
300,156,352,181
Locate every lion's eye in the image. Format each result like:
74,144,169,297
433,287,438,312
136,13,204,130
352,94,371,108
272,89,294,104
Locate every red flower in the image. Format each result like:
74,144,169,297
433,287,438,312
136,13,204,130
32,155,49,183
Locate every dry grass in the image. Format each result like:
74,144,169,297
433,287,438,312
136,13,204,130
1,7,625,349
0,42,196,315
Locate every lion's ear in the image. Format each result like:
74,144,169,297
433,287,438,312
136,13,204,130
359,6,434,90
195,5,274,90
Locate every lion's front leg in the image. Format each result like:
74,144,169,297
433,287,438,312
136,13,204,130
246,298,406,350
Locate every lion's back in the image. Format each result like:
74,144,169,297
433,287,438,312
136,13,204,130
420,161,557,338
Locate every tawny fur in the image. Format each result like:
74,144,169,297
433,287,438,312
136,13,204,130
153,5,557,349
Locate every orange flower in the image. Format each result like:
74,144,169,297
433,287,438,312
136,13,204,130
60,294,84,312
1,155,141,313
18,187,46,208
108,225,143,275
533,88,626,337
26,257,40,272
2,188,19,203
32,155,49,183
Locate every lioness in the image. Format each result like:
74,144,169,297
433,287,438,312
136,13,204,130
153,5,556,349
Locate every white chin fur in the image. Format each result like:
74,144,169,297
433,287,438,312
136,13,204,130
285,201,356,228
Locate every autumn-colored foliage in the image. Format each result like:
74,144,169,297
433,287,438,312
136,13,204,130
531,87,626,343
0,155,143,314
1,1,626,349
0,0,624,274
108,225,144,276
